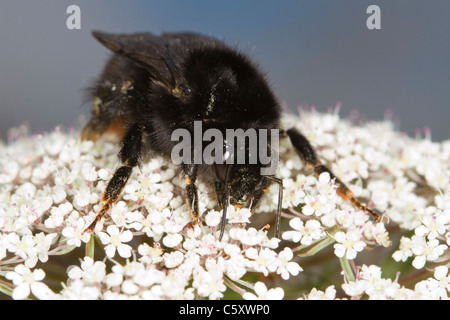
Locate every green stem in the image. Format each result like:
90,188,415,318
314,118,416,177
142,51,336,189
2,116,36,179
339,256,355,282
224,277,247,296
294,235,336,256
0,279,14,297
86,234,95,259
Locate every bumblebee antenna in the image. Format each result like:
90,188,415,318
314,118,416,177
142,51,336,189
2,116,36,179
219,165,233,241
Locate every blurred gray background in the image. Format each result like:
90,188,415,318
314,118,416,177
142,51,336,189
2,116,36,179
0,0,449,141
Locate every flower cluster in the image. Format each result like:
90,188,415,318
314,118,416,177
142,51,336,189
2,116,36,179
340,264,450,300
0,106,449,300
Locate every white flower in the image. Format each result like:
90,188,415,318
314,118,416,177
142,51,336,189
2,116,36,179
432,266,450,299
80,161,97,182
163,251,184,268
0,233,9,260
229,227,275,247
245,247,278,276
301,285,336,300
62,212,91,247
302,194,333,217
413,279,441,300
243,282,284,300
415,213,448,240
105,270,123,289
341,278,366,297
110,201,144,230
68,257,106,284
335,208,370,229
33,232,57,263
133,268,165,288
73,186,98,208
204,209,221,227
193,259,226,300
97,168,111,180
411,235,447,269
98,225,133,258
183,234,221,256
137,243,163,264
282,217,324,245
57,279,101,300
45,202,73,228
152,207,186,235
163,233,183,248
221,253,247,281
6,265,53,300
0,160,19,183
341,264,406,300
11,182,36,207
159,270,189,299
392,236,413,262
226,206,251,224
317,171,331,186
140,209,164,238
276,247,303,280
333,231,366,260
334,155,369,182
109,201,131,226
280,178,306,208
7,233,38,268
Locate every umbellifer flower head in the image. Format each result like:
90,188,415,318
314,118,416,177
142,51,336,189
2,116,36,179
0,108,449,300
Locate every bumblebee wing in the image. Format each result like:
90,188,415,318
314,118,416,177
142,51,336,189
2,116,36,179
92,31,184,91
161,32,227,49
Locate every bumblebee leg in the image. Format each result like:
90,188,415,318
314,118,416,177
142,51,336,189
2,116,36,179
286,127,381,222
86,123,144,231
266,177,283,238
219,183,231,241
183,164,200,224
246,177,283,238
214,181,225,207
218,165,234,241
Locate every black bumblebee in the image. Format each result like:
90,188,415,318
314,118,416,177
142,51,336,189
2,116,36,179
82,31,381,240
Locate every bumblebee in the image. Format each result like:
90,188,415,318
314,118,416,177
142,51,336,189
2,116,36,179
82,31,381,240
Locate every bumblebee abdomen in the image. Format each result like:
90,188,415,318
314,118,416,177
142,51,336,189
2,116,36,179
82,54,150,141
